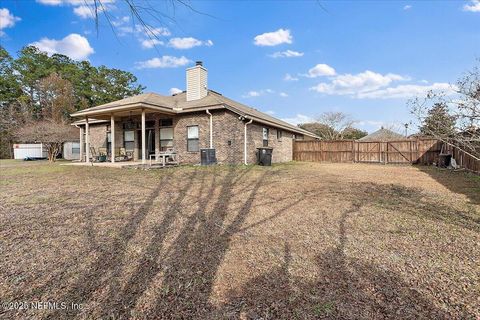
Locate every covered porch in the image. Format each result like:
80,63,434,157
73,104,177,166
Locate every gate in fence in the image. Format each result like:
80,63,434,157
294,139,441,165
293,138,479,173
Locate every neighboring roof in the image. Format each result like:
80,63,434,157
358,127,405,141
70,90,319,138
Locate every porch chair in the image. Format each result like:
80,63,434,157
89,146,97,162
119,148,134,161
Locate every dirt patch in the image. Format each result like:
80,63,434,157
0,161,478,319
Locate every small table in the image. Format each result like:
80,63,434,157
149,153,176,167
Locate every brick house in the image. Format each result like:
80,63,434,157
70,62,318,165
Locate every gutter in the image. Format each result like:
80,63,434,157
244,119,253,165
206,109,213,148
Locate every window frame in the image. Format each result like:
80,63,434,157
262,127,269,147
187,125,200,152
159,127,174,150
71,142,80,155
124,130,135,151
277,129,283,140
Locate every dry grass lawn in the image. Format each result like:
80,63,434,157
0,160,479,319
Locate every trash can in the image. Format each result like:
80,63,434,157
200,148,217,165
256,147,273,166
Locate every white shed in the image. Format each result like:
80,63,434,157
63,141,81,160
13,143,48,159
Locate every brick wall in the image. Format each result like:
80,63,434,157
247,123,294,164
81,110,295,164
173,112,209,164
88,124,108,150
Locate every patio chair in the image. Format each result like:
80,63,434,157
89,146,97,162
119,148,134,161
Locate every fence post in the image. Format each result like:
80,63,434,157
351,141,355,163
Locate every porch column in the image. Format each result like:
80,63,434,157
79,126,84,162
154,117,160,157
111,114,115,163
141,108,146,164
85,117,90,163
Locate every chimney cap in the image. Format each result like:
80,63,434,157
195,61,203,66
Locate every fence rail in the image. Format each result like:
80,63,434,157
293,139,479,173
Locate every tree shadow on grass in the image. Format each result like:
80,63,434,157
221,201,461,320
416,165,480,205
46,170,182,318
144,166,269,318
358,182,480,233
47,165,264,319
36,168,478,319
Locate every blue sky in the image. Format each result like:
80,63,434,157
1,0,479,133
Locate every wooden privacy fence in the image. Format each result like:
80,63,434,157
293,139,479,173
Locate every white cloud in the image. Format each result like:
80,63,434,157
117,24,171,41
306,63,336,78
141,39,164,49
37,0,115,18
36,0,63,4
265,110,276,115
269,50,304,58
143,26,171,37
167,37,213,49
243,91,261,98
135,56,191,69
30,33,94,60
169,87,183,95
0,8,21,36
284,73,299,81
279,92,288,97
310,70,408,95
403,5,412,10
463,0,480,12
357,83,457,99
112,16,129,27
254,28,292,46
242,89,274,98
36,0,114,5
73,5,95,19
281,114,315,125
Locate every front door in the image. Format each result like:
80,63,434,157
138,129,155,157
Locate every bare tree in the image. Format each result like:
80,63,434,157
316,112,354,140
410,62,480,159
88,0,211,47
37,73,75,122
15,120,78,162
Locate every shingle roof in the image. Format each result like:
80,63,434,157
71,90,319,138
358,127,405,141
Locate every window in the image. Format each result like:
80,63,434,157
160,127,174,150
124,130,135,151
277,129,283,140
187,125,199,152
262,127,269,147
160,118,173,127
72,142,80,154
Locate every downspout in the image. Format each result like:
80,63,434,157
206,109,213,148
244,118,253,165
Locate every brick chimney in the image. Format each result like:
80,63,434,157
186,61,208,101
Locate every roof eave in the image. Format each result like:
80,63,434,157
218,102,319,138
70,102,176,118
